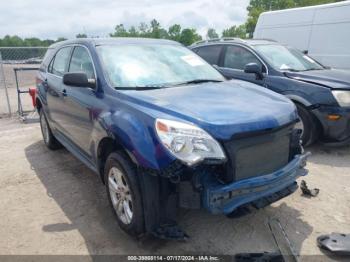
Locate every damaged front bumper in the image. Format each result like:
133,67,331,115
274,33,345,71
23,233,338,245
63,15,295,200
312,105,350,145
202,153,310,214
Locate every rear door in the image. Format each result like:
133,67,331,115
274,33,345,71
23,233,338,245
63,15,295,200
46,46,73,132
219,45,266,86
60,45,97,156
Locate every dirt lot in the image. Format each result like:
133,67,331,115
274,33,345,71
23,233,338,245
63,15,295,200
0,118,349,260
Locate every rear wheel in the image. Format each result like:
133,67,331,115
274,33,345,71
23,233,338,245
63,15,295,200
39,110,62,150
295,103,319,146
105,151,145,237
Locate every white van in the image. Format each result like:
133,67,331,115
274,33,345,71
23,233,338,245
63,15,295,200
254,1,350,69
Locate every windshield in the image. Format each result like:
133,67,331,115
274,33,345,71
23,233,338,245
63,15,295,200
254,44,324,72
97,44,224,89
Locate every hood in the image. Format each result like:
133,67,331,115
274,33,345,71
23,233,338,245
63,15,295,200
285,69,350,90
122,80,297,140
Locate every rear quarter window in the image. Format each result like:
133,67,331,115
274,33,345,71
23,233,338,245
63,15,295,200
39,48,55,72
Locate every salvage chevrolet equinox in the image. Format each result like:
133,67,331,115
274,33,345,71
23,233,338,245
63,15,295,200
36,38,309,239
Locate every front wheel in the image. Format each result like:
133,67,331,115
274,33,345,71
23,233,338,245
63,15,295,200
39,110,62,150
105,151,145,237
295,104,319,146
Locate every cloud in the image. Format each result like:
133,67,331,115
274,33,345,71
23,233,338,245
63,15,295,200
0,0,249,39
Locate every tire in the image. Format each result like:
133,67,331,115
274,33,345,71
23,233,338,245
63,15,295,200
295,103,319,146
39,110,62,150
104,151,145,237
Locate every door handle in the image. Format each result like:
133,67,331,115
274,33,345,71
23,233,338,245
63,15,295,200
62,89,67,97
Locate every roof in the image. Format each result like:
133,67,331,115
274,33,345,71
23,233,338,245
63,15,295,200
190,38,278,48
49,37,181,48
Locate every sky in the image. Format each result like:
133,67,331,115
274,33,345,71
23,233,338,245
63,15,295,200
0,0,250,39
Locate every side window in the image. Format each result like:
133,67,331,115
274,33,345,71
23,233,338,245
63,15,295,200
224,46,262,70
195,45,222,65
51,47,72,76
69,46,95,79
48,57,54,73
40,48,54,72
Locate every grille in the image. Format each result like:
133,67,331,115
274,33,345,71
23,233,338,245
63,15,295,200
224,124,293,182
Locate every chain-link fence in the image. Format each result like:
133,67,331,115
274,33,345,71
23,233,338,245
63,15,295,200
0,47,48,117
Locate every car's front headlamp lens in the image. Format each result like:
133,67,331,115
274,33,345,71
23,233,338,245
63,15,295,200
155,119,226,166
332,90,350,107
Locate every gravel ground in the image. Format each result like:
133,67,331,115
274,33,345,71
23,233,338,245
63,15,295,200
0,118,349,260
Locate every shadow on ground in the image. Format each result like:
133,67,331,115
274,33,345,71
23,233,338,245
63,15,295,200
24,141,313,256
307,143,350,168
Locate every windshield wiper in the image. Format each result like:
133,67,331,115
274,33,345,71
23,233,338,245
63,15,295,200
113,79,223,90
114,86,166,91
282,68,301,72
171,79,223,86
300,68,324,72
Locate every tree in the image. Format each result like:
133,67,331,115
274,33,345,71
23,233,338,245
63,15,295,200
168,24,181,41
0,20,203,47
76,33,87,38
206,28,219,39
222,25,247,39
56,37,67,42
138,22,150,37
149,19,169,39
128,26,139,37
179,28,202,46
0,35,24,46
110,24,129,37
108,20,202,45
0,35,55,47
245,0,343,37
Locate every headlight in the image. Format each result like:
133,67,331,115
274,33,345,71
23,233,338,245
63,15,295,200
332,90,350,107
155,119,226,166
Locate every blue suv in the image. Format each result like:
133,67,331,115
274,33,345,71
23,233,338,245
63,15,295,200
36,38,308,239
191,38,350,146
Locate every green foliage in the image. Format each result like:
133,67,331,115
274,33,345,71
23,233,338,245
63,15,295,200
222,24,247,38
0,35,65,47
109,19,202,45
245,0,343,37
76,33,87,38
168,24,181,42
179,28,202,46
207,28,219,39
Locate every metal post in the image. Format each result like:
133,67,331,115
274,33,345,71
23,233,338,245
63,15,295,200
0,52,12,116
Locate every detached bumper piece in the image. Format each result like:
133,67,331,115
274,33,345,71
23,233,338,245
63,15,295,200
203,153,309,214
317,233,350,256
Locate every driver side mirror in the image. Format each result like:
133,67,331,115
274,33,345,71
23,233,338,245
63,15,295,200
244,63,264,80
63,72,95,88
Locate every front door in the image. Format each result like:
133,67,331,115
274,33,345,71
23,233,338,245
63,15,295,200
219,45,266,86
60,46,97,156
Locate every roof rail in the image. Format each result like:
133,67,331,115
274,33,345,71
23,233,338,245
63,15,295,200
251,38,277,42
190,37,246,47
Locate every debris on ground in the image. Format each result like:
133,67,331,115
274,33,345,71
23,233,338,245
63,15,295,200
300,180,320,197
317,233,350,256
268,218,299,262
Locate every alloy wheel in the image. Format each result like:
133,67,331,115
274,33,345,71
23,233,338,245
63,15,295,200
108,167,133,225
